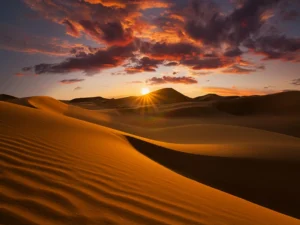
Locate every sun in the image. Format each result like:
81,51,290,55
141,87,150,95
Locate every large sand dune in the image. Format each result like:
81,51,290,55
1,92,300,224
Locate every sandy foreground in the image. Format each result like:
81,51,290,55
1,96,300,225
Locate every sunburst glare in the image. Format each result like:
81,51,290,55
141,87,150,95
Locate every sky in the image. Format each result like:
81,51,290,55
0,0,299,100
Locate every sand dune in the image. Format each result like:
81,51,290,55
127,136,300,218
216,91,300,115
1,91,300,224
1,101,299,224
0,94,18,101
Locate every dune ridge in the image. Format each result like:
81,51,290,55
1,96,300,224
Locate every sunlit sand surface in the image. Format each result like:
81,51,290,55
1,89,300,224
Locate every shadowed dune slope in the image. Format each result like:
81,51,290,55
216,91,300,115
1,101,299,225
127,136,300,218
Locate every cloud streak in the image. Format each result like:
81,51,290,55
291,78,300,85
201,86,278,96
147,76,198,85
60,79,85,84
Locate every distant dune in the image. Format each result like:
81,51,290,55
194,93,222,101
69,96,107,103
67,89,300,117
69,88,192,109
216,91,300,115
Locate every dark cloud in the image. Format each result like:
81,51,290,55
147,76,197,85
22,67,32,72
125,57,164,73
291,78,300,85
100,22,133,45
165,62,179,66
185,0,282,46
181,57,234,70
60,79,85,84
245,35,300,61
224,48,243,57
79,20,133,45
141,42,202,60
23,0,168,45
32,42,137,75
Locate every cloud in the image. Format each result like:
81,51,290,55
222,65,256,74
291,78,300,85
15,0,299,78
224,48,243,57
245,35,300,62
201,86,277,96
141,42,202,60
264,85,276,89
184,0,282,46
181,57,234,70
147,76,198,85
22,0,167,45
63,20,81,37
83,0,169,9
127,81,143,84
60,79,85,84
29,42,136,75
191,71,213,76
125,57,164,73
165,62,179,66
79,20,133,45
74,86,83,91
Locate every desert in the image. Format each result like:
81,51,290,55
1,89,300,224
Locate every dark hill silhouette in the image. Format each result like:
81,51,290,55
0,94,18,101
142,88,192,104
194,94,239,102
70,88,193,108
215,91,300,115
194,93,222,101
70,96,106,103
